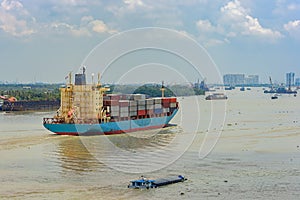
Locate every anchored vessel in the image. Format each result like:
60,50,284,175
264,76,297,94
43,69,179,135
128,175,187,189
263,86,297,94
205,93,228,100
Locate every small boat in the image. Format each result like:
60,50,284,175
225,86,235,90
205,93,228,100
271,94,278,99
240,87,245,91
128,175,186,189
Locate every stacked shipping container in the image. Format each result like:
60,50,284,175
103,94,178,122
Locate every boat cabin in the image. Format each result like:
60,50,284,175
128,178,155,189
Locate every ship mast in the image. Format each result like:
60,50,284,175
97,73,101,86
68,71,72,85
62,71,74,123
160,81,165,98
96,72,110,123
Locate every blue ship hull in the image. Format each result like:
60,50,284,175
44,109,178,135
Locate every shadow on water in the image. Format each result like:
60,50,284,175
91,126,179,151
48,126,181,175
75,126,186,173
51,137,106,175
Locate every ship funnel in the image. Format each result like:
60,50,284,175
75,66,87,85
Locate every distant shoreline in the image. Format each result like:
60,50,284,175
0,100,60,112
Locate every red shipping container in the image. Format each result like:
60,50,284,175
103,100,119,106
119,100,129,107
162,98,170,103
103,100,109,106
147,109,154,115
162,102,170,108
108,94,121,100
138,110,146,116
119,94,128,100
169,97,177,103
111,100,119,106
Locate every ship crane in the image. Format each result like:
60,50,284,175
269,76,273,90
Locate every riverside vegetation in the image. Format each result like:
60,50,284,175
0,83,205,101
0,84,60,101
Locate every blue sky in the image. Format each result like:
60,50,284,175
0,0,299,84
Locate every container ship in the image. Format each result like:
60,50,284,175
43,69,179,135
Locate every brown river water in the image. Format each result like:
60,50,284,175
0,88,300,199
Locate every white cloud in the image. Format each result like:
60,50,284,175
196,19,215,32
106,0,187,30
124,0,147,10
196,19,223,33
195,0,283,46
205,38,228,47
0,0,34,36
60,0,82,6
287,3,300,11
1,0,22,11
83,16,117,34
221,0,249,21
220,0,283,40
53,0,92,6
50,16,117,37
284,20,300,39
274,0,300,15
243,15,282,38
70,28,90,37
81,15,93,24
90,20,109,33
0,11,34,36
197,34,229,47
107,0,152,17
51,22,91,37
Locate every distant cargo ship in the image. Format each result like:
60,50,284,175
264,76,297,94
43,69,179,135
205,93,228,100
263,86,297,94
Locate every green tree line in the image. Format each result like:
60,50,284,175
0,83,205,101
108,84,205,97
0,84,60,101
